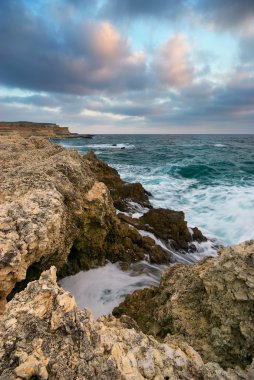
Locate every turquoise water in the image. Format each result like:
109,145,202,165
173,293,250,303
56,135,254,246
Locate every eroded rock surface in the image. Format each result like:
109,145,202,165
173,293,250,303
1,267,252,380
84,151,151,212
0,137,169,311
113,240,254,370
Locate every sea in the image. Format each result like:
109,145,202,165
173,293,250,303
56,134,254,317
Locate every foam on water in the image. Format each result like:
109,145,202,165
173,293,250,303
59,261,161,319
112,164,254,245
86,143,135,150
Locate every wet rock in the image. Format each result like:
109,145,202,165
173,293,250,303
113,240,254,370
1,267,252,380
84,151,151,212
118,208,207,251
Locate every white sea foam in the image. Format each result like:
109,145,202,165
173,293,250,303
112,164,254,245
138,229,217,263
59,232,217,317
214,143,226,147
59,261,161,318
148,184,254,246
86,143,135,150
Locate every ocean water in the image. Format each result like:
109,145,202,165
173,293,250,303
57,134,254,317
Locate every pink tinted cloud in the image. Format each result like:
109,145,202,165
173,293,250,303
63,21,147,92
153,34,194,88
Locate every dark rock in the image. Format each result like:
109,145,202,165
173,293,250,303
118,208,207,251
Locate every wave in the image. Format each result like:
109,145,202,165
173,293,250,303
86,143,135,150
112,163,254,245
214,143,226,147
176,164,218,180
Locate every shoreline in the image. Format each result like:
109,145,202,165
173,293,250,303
0,136,253,378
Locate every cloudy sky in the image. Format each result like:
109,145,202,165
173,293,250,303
0,0,254,133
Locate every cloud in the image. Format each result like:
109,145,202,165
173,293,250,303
2,67,254,134
196,0,254,29
100,0,254,34
0,3,147,95
100,0,186,20
239,35,254,66
152,35,194,88
0,0,253,133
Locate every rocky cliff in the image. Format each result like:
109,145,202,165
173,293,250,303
114,240,254,370
0,121,71,138
0,137,173,312
1,266,253,380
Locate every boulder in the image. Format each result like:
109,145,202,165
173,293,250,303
118,208,207,251
113,240,254,370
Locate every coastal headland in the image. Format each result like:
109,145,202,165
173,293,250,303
0,135,253,379
0,121,93,139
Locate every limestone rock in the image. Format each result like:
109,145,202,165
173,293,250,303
0,138,170,311
113,240,254,370
84,151,151,212
1,267,251,380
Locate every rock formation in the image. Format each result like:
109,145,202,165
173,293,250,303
84,151,151,212
0,137,169,311
118,208,207,251
1,267,253,380
0,121,72,139
113,240,254,370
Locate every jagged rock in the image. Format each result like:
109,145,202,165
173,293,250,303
1,267,252,380
113,240,254,370
118,208,206,251
0,138,170,311
84,151,151,212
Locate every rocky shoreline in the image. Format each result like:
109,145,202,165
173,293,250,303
0,136,253,379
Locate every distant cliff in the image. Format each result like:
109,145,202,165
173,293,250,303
0,121,71,138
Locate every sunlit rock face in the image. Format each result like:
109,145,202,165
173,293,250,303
1,267,253,380
0,137,170,311
114,240,254,370
0,121,71,138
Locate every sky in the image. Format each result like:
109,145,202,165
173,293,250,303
0,0,254,134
